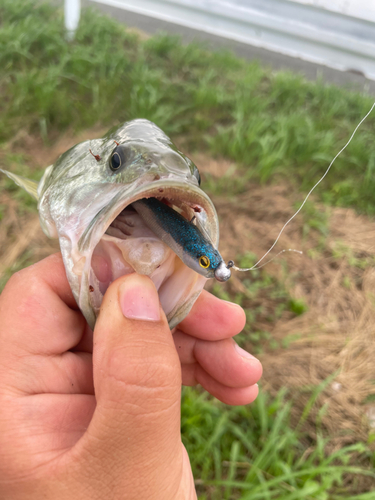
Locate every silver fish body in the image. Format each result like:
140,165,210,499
2,119,221,329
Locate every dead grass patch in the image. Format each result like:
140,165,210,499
201,156,375,449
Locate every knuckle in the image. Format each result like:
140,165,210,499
102,345,181,412
2,267,27,293
1,272,48,333
3,265,39,299
109,349,180,390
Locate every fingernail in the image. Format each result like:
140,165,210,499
119,275,161,322
233,341,260,362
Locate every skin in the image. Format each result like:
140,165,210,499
0,253,262,499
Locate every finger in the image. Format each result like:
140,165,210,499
1,351,94,396
79,274,184,488
180,363,197,386
178,290,246,340
0,253,87,357
180,363,259,405
195,365,259,405
71,326,93,353
174,330,262,388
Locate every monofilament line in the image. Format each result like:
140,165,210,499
233,101,375,272
246,248,303,271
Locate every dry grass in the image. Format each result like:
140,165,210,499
203,156,375,449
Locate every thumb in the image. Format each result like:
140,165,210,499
84,274,183,488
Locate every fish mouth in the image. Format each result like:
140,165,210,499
76,180,219,330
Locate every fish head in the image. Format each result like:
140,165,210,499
37,119,220,329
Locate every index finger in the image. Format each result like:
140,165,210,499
177,290,246,341
0,253,87,356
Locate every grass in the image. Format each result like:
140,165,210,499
1,0,375,214
182,387,375,499
1,0,375,497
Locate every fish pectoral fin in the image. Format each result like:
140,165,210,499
0,169,39,200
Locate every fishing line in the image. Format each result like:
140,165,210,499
229,101,375,273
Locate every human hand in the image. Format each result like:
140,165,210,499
0,254,262,499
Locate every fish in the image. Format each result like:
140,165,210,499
1,119,227,330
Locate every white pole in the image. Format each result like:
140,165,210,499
64,0,81,40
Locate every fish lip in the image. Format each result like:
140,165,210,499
77,178,219,328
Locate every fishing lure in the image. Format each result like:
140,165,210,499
132,197,231,282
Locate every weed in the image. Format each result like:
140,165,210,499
182,387,374,499
1,0,375,213
289,298,308,316
297,200,329,242
332,241,375,270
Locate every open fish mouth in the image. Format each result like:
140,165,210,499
1,118,222,331
76,179,219,330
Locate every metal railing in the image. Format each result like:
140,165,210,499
64,0,375,80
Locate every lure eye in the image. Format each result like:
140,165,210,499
110,151,122,171
199,255,210,268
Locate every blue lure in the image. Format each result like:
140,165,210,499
132,198,231,282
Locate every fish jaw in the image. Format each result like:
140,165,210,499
55,178,219,330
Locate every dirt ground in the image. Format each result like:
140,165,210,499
1,131,375,451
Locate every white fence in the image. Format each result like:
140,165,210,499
65,0,375,80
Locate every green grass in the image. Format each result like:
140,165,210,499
2,1,375,497
1,0,375,213
182,387,375,499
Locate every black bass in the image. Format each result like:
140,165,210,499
1,119,229,329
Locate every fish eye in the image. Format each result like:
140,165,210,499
199,255,210,268
110,150,122,171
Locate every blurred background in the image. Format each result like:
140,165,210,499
1,0,375,497
77,0,375,89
